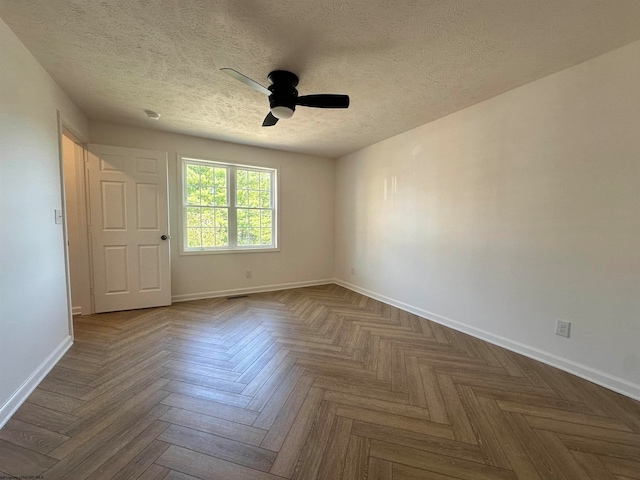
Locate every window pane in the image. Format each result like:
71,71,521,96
201,166,214,186
237,169,248,189
260,172,270,190
186,164,201,184
249,209,260,227
261,210,272,227
261,228,272,245
186,184,200,205
248,191,259,208
202,228,215,247
249,227,260,244
201,207,214,227
215,227,228,246
238,228,250,246
214,188,227,206
200,186,214,206
259,191,270,208
237,189,248,207
237,208,249,228
187,228,201,248
215,168,226,188
215,208,228,228
248,171,259,189
186,207,200,227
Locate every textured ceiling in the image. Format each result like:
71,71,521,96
2,1,640,158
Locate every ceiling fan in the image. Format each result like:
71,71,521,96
221,68,350,127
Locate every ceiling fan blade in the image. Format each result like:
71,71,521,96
262,112,279,127
221,68,270,96
296,94,350,108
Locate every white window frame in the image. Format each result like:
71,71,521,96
179,156,279,255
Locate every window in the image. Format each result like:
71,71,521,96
182,157,277,252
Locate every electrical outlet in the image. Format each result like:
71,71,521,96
555,319,571,338
245,269,252,279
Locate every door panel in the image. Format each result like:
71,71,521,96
88,145,171,312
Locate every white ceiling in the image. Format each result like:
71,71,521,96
2,1,640,158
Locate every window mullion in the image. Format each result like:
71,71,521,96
228,166,237,247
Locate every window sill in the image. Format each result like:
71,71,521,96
180,247,280,256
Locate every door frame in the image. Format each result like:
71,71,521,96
57,113,93,339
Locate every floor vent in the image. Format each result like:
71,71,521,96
227,295,249,300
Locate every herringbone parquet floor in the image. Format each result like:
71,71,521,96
1,284,639,479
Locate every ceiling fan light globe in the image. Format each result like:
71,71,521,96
271,106,294,119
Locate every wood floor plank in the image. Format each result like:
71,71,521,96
252,365,305,429
556,433,640,462
137,464,171,480
368,456,393,480
162,368,245,393
336,404,454,439
406,355,428,408
160,407,266,446
312,376,408,404
370,439,516,480
350,420,484,464
0,418,69,454
435,374,477,444
246,355,297,411
160,393,258,425
476,396,543,480
419,364,449,424
316,416,353,480
0,438,57,476
38,376,94,399
498,400,634,432
597,457,640,479
533,429,592,480
393,462,470,479
341,434,370,480
156,445,283,480
158,424,276,472
162,380,252,407
571,451,617,480
503,412,570,480
59,378,170,439
109,439,171,480
11,402,79,433
43,404,170,480
456,384,510,468
269,386,325,477
84,420,170,480
260,375,315,452
26,388,86,414
291,401,338,480
324,389,430,421
525,415,640,446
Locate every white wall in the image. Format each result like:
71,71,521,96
89,122,335,300
335,41,640,399
0,18,88,425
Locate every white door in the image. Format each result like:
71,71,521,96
88,144,171,313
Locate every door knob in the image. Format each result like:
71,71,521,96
161,235,168,240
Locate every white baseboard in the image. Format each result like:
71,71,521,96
72,306,82,315
0,335,73,429
334,279,640,401
171,279,335,303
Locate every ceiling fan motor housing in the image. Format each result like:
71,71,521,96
268,70,299,118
